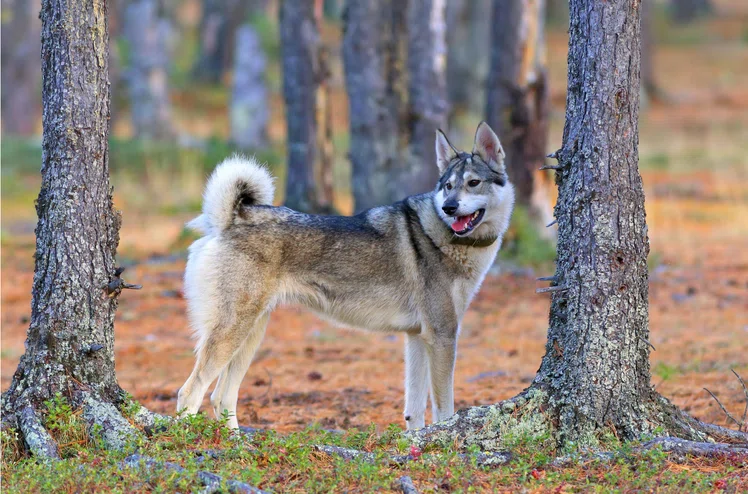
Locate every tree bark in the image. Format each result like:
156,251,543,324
123,0,174,140
403,0,449,198
1,0,42,135
342,0,407,212
486,0,553,231
2,0,150,456
279,0,328,213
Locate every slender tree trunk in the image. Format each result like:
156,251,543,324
446,0,491,125
314,46,335,212
1,0,41,135
403,0,449,198
486,0,553,231
194,0,228,83
124,0,174,140
343,0,407,212
671,0,713,23
279,0,327,212
230,24,269,150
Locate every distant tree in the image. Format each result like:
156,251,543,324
342,0,408,212
403,0,449,198
193,0,249,83
230,16,269,150
671,0,713,23
1,0,41,135
2,0,156,458
279,0,333,213
446,0,491,125
124,0,174,140
410,0,747,451
486,0,553,231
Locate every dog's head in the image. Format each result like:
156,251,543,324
433,122,515,238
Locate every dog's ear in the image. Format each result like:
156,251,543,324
472,122,505,172
435,129,458,174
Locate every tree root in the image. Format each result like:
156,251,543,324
552,437,748,467
313,444,511,468
122,454,269,494
17,404,60,460
398,475,418,494
129,405,172,434
82,393,142,451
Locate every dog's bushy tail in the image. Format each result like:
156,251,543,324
187,155,275,236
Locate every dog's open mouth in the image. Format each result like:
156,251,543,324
450,209,485,236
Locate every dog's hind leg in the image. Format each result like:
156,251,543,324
404,333,430,430
211,312,270,429
177,314,258,418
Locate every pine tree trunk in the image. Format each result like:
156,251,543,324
2,0,154,458
1,0,41,135
446,0,491,124
279,0,324,212
403,0,449,198
530,0,653,442
486,0,552,230
343,0,406,212
230,24,268,150
124,0,174,140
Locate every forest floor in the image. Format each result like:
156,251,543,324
3,12,748,493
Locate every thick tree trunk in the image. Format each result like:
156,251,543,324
534,0,654,443
403,0,449,198
124,0,174,140
446,0,491,124
279,0,327,213
230,24,268,150
407,0,747,451
1,0,41,135
486,0,553,231
342,0,407,212
2,0,155,458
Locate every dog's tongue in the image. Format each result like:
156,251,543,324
451,215,471,232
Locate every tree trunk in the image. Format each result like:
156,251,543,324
314,45,335,212
342,0,407,212
1,0,41,135
124,0,174,140
1,0,156,459
671,0,713,24
403,0,449,198
407,0,748,452
230,24,269,150
446,0,491,125
193,0,252,84
279,0,327,213
486,0,553,232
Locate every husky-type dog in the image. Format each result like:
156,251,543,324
177,122,514,430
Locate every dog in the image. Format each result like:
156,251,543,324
176,122,515,430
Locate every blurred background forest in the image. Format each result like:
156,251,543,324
2,0,747,432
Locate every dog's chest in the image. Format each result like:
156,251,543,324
443,243,499,316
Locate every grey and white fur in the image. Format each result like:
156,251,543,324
177,122,514,430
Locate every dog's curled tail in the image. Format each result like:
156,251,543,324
187,155,275,236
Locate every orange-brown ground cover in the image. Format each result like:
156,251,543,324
2,164,746,435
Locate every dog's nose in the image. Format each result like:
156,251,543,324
442,205,457,216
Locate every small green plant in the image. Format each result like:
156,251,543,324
43,392,89,457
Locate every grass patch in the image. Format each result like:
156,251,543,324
4,397,742,492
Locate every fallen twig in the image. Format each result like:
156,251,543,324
313,444,511,468
731,369,747,432
704,388,742,429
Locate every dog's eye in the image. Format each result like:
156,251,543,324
468,180,481,187
445,183,452,191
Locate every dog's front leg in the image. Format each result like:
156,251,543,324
426,335,456,423
404,333,430,430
